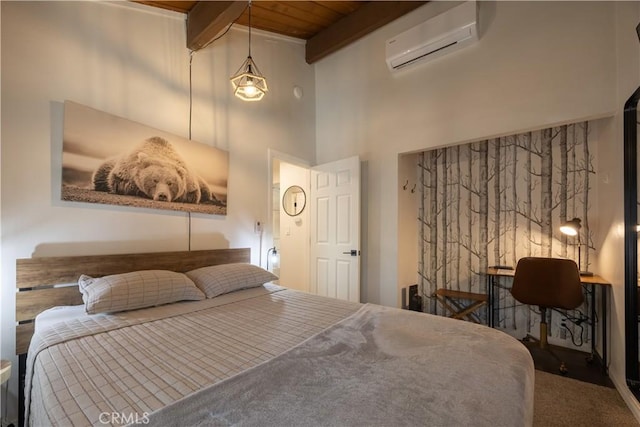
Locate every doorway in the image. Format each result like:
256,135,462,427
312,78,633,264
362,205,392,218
268,151,361,302
268,151,311,293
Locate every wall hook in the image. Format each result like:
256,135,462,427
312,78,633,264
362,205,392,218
411,184,416,193
403,180,409,190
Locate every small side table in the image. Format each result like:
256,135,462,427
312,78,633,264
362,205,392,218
0,360,10,385
1,359,12,427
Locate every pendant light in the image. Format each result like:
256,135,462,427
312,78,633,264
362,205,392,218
230,0,268,101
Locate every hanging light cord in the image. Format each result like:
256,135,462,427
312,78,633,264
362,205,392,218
187,50,194,251
185,1,249,251
189,50,194,141
248,0,252,57
188,211,192,251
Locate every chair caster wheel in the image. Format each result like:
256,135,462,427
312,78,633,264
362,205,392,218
559,363,569,376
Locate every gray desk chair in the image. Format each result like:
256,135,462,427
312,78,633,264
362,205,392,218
511,257,583,375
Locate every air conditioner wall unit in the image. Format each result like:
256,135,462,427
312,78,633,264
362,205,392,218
386,1,478,71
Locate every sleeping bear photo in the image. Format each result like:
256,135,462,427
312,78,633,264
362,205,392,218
92,136,214,204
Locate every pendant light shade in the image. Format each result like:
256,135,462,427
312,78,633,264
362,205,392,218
230,1,268,101
230,56,268,101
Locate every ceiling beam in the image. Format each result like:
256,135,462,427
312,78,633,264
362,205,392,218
187,1,247,51
305,1,427,64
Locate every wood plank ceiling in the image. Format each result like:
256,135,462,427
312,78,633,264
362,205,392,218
134,1,427,63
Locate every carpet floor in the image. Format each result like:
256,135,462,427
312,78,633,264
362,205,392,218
534,370,638,426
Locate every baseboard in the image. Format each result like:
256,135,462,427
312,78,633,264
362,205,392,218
609,367,640,423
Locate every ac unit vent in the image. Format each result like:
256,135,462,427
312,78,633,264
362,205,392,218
386,1,478,71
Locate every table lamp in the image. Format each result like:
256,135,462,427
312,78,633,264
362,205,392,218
559,217,592,276
267,246,278,271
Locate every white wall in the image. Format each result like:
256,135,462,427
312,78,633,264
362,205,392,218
0,1,315,422
316,1,617,308
597,1,640,418
315,0,636,409
278,162,310,291
397,152,419,305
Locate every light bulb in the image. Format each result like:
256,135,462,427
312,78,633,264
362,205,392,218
559,225,578,236
244,82,257,97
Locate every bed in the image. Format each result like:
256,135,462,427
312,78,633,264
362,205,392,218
16,248,535,426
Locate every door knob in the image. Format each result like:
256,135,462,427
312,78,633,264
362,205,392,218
342,250,359,256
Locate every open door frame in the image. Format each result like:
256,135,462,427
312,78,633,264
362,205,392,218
309,156,361,302
624,86,640,392
266,149,310,270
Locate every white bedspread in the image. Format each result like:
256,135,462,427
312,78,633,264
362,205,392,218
26,285,360,426
26,286,534,427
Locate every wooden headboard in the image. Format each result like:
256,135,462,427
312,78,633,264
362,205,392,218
15,248,250,354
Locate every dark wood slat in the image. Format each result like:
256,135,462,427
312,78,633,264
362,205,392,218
187,1,247,51
306,1,427,64
16,287,84,322
234,1,368,40
136,0,417,52
16,323,35,355
314,1,364,16
134,1,197,14
228,2,332,40
16,248,250,288
255,1,342,27
237,14,324,40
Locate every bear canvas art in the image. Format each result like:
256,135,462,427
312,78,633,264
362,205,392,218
92,137,215,204
62,101,228,215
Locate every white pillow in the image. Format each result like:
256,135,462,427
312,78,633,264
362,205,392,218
79,270,205,314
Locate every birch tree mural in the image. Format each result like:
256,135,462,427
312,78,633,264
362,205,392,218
418,122,596,348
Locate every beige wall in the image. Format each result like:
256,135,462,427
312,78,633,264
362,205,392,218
0,1,315,422
278,162,310,291
316,0,616,305
397,152,419,305
597,0,640,418
314,0,637,411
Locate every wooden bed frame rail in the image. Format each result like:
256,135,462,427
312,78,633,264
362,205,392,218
15,248,250,355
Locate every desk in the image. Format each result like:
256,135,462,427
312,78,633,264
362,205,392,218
486,268,611,372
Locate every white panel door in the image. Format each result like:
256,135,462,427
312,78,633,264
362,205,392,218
310,156,360,302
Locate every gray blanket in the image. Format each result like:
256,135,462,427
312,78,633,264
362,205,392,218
145,304,534,427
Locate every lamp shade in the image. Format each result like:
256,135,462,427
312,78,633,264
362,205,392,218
230,56,268,101
269,246,278,262
559,218,582,236
267,246,278,271
229,0,268,102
